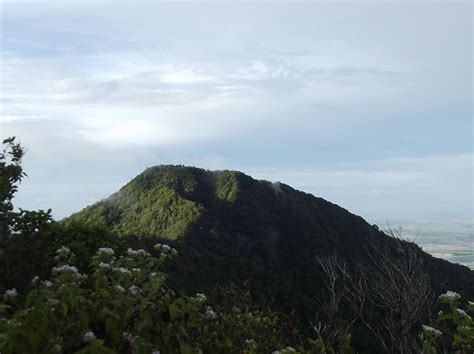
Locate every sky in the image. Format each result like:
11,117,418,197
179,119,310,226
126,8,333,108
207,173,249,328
1,1,472,254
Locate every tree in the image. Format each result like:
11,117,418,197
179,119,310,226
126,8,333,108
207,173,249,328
316,226,433,353
313,253,355,349
0,137,26,236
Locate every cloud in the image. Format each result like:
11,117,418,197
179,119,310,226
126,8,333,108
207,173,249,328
1,51,413,148
1,1,471,226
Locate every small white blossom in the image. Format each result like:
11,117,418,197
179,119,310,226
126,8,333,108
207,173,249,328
129,285,140,295
97,247,115,256
83,330,96,342
284,347,296,352
116,285,125,292
132,268,141,273
468,301,474,306
99,262,111,270
205,306,217,320
127,248,148,257
31,276,39,285
56,246,70,255
151,350,160,354
439,290,461,301
34,228,39,232
196,293,207,302
422,325,442,336
52,265,81,277
456,308,472,319
245,339,255,345
42,280,53,288
127,248,138,256
3,288,18,300
116,267,132,276
272,351,281,354
154,243,172,252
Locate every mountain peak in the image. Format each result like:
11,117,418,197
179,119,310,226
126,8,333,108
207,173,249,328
68,165,474,313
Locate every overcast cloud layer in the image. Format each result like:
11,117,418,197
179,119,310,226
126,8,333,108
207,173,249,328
1,1,472,262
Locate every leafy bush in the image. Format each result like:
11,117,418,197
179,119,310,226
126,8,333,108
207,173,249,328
421,290,474,353
0,243,346,353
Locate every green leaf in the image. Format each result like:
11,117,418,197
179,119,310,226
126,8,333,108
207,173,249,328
169,303,179,321
101,307,120,320
179,342,194,354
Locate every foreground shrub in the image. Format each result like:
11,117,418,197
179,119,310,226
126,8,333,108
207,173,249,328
0,244,284,353
421,290,474,353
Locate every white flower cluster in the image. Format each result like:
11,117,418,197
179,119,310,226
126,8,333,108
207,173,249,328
154,243,177,254
56,246,71,256
195,293,207,302
83,330,96,342
116,285,125,292
3,288,18,300
205,306,217,320
245,339,255,345
422,325,442,336
42,280,53,288
99,262,111,270
128,285,141,295
97,247,115,256
456,308,472,319
127,248,149,257
149,272,166,281
439,290,461,301
116,267,132,276
52,265,85,278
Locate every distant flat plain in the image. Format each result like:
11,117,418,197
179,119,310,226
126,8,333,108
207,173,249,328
371,211,474,269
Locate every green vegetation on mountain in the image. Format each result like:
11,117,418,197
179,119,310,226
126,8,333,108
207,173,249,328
69,166,206,240
67,163,474,301
1,137,473,353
